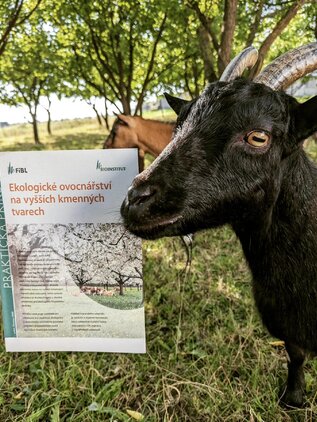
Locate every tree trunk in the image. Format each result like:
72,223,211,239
134,94,144,116
249,0,307,78
121,96,131,115
245,0,264,48
92,104,102,126
103,98,110,130
134,13,167,116
47,109,52,135
119,282,124,296
31,113,41,145
46,96,52,135
192,60,201,98
197,26,218,82
217,0,238,75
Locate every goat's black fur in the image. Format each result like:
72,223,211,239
121,78,317,406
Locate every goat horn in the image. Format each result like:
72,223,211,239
220,46,259,82
254,42,317,90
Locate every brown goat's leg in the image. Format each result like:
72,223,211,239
280,342,306,407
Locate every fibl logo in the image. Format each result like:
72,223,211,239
8,162,28,175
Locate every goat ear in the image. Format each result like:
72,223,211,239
117,114,136,128
293,96,317,142
164,93,189,115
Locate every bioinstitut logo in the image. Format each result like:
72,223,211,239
96,160,126,172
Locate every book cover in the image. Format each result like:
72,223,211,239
0,149,145,353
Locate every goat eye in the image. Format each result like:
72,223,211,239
245,131,270,147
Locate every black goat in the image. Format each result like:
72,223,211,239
121,43,317,407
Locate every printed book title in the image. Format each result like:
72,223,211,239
8,181,112,216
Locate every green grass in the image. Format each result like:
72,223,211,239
142,109,176,121
0,118,109,151
91,289,143,310
0,118,317,420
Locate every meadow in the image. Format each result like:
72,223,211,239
91,289,143,310
0,117,317,421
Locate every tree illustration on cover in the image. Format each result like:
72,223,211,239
63,223,143,310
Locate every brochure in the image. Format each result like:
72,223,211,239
0,149,145,353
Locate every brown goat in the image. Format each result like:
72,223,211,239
104,114,175,171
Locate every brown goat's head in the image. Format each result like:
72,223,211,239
121,44,317,239
104,115,138,149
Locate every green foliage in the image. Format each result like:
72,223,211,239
53,0,201,112
0,2,63,142
0,0,61,103
249,1,316,63
0,0,316,122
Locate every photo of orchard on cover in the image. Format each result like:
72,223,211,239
8,223,143,307
6,223,143,338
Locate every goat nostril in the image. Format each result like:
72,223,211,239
128,185,157,206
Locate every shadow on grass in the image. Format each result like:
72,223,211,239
0,141,45,152
52,133,105,150
0,132,105,152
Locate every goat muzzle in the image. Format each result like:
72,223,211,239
127,184,158,207
121,183,159,226
121,179,184,239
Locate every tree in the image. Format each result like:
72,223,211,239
0,8,60,144
1,0,315,132
62,224,143,295
7,223,143,294
0,0,42,57
41,95,53,135
248,0,311,77
111,268,142,296
186,0,315,81
54,0,194,114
